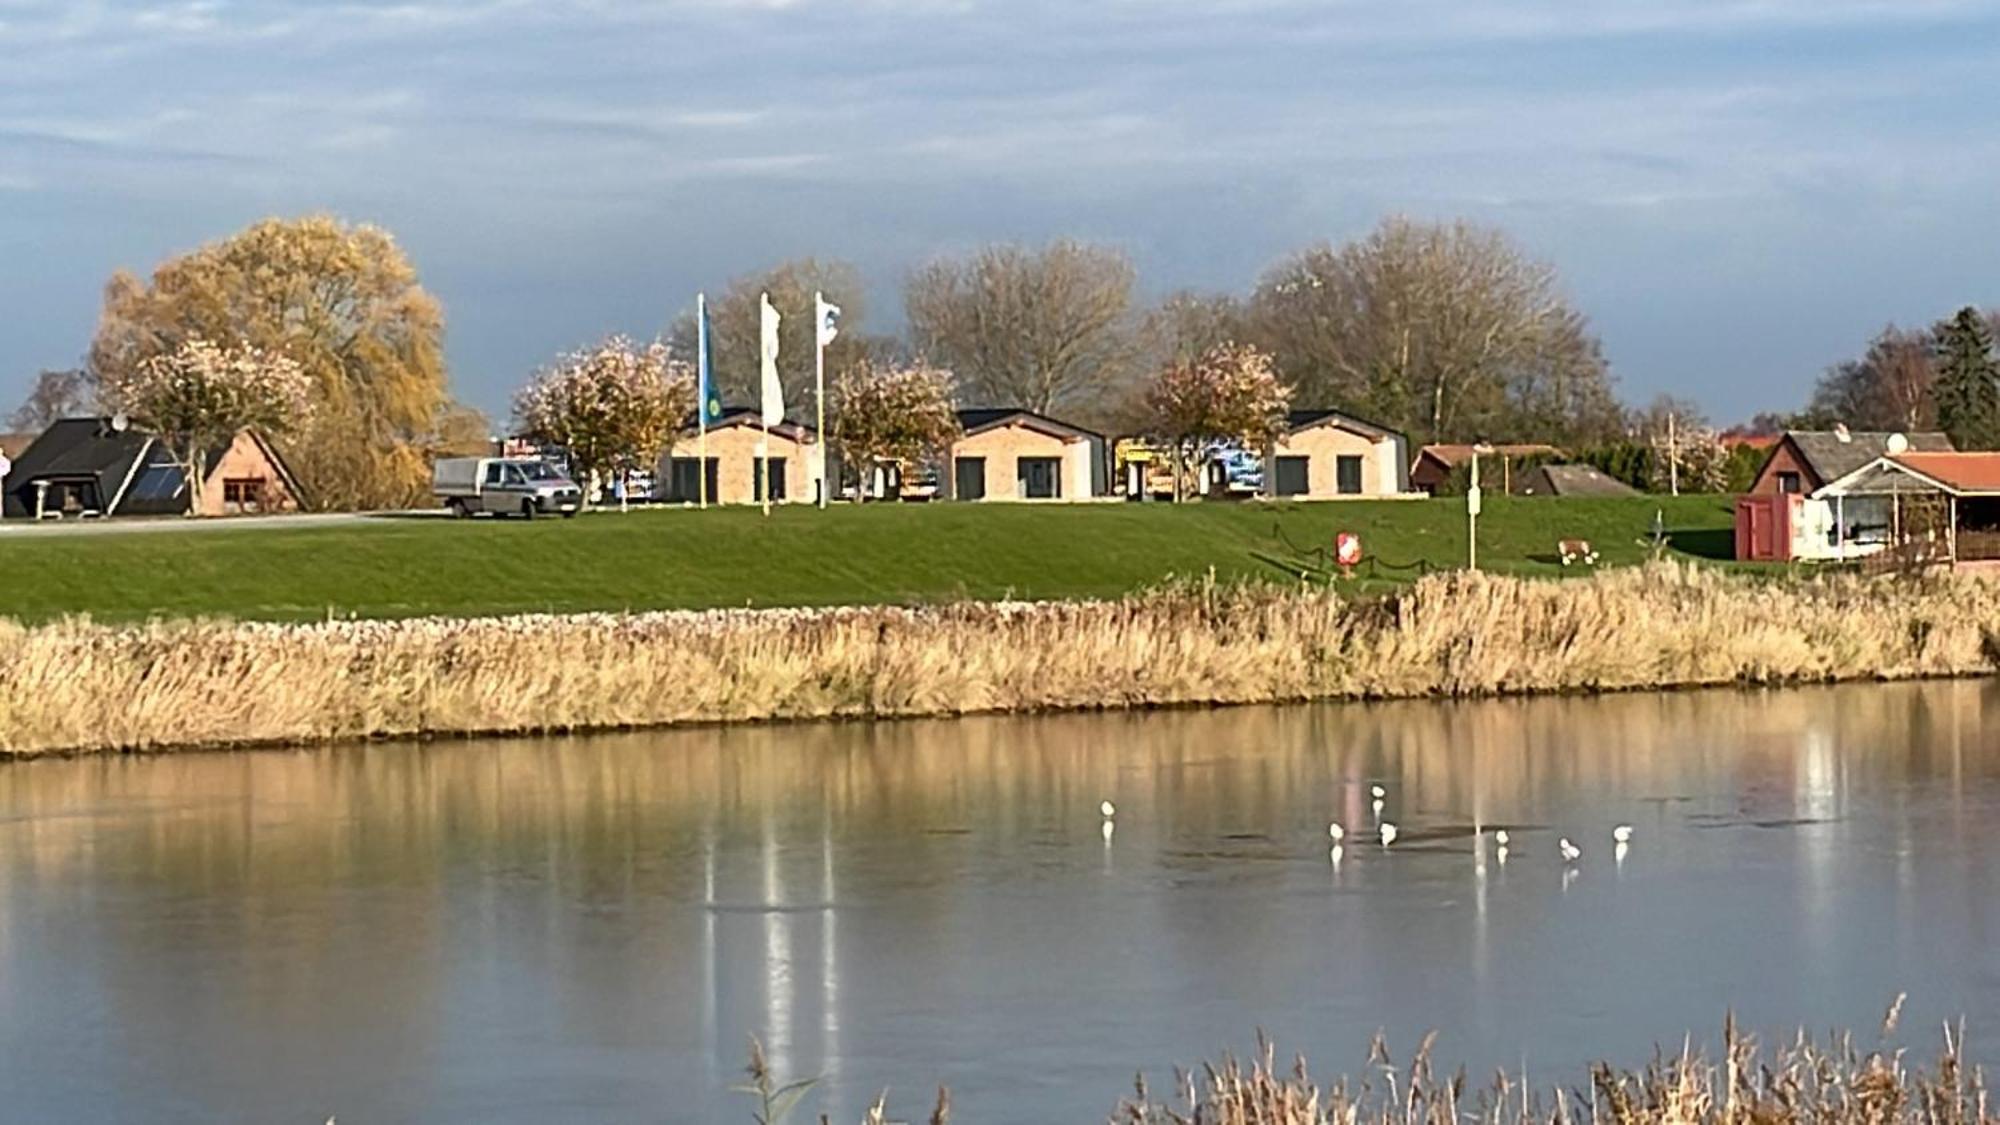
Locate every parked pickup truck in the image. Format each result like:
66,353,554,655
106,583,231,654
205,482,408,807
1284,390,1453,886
432,457,582,519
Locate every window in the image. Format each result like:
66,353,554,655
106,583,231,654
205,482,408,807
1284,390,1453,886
222,478,265,512
1017,457,1061,499
753,457,788,502
1274,456,1310,497
668,457,720,502
954,457,986,500
1777,471,1802,494
484,462,506,486
1336,455,1364,495
126,464,185,503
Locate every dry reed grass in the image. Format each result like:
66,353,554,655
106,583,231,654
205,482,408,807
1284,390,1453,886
1112,1008,1987,1125
5,562,2000,757
754,1005,1986,1125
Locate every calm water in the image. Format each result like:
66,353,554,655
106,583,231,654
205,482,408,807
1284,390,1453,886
2,683,1998,1122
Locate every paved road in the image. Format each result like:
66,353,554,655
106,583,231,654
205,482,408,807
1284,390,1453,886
0,511,444,537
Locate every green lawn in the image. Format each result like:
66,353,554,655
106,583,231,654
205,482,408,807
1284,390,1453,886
0,495,1738,622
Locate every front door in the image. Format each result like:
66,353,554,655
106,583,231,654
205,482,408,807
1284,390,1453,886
1017,457,1061,499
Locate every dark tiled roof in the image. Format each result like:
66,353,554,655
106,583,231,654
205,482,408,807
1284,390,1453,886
0,417,300,517
1521,463,1639,497
1785,430,1952,485
955,407,1103,441
684,405,817,441
1419,442,1565,466
1284,408,1403,439
0,417,154,517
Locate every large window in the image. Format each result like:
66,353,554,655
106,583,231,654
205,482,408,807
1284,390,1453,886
1335,455,1364,495
1273,456,1310,497
954,457,986,500
667,457,720,502
753,457,788,502
1017,457,1061,499
126,464,184,504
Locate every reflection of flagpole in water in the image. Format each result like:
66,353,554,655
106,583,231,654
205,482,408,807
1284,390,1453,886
1470,744,1489,1002
764,814,793,1079
703,829,720,1094
821,818,840,1119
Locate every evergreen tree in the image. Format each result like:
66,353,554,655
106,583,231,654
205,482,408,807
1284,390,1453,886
1932,307,2000,450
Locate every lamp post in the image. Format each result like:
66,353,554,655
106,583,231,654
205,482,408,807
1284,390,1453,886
1468,441,1495,571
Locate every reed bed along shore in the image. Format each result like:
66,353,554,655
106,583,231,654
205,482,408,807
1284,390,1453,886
1106,1020,1987,1125
753,1011,1987,1125
4,562,2000,758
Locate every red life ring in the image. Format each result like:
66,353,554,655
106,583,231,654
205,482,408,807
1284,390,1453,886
1335,531,1363,568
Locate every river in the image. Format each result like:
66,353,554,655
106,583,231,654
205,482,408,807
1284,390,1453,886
0,682,1995,1122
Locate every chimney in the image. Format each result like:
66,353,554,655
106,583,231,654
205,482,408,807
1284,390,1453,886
1833,423,1851,443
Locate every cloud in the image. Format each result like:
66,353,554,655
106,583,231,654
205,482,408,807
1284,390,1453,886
1,0,1998,420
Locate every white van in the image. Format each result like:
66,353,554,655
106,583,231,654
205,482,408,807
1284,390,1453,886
432,458,582,519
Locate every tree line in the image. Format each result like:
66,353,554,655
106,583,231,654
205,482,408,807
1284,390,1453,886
1785,307,2000,450
671,216,1628,447
10,211,1722,511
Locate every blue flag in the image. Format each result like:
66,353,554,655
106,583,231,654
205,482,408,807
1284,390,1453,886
697,293,723,425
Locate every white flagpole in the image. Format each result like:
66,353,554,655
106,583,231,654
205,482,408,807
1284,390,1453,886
759,291,780,518
697,292,709,510
815,290,828,510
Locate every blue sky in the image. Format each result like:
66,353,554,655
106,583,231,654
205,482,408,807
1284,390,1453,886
2,0,1998,424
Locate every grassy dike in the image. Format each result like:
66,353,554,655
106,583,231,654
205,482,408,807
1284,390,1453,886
4,562,1997,757
0,495,1735,622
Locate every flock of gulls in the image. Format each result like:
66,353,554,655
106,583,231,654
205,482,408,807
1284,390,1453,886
1096,785,1635,869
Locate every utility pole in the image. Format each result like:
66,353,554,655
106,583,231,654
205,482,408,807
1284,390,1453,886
1667,412,1679,497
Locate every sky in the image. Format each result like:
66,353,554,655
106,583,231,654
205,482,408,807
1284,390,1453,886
2,0,1999,426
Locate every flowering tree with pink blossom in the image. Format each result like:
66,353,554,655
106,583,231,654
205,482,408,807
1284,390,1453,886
99,336,313,516
830,362,962,499
513,337,693,505
1144,343,1290,501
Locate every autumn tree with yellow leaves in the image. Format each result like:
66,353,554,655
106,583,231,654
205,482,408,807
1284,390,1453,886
88,215,458,510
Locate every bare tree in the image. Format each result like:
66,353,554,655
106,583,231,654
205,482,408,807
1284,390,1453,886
669,258,878,410
7,369,94,430
1247,217,1612,443
904,239,1137,414
1145,291,1247,367
1806,325,1936,432
1628,393,1710,439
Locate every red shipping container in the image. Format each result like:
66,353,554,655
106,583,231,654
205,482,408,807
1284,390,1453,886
1734,493,1799,561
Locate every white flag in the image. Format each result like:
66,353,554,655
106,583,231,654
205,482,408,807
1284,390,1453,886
759,292,784,427
815,293,841,347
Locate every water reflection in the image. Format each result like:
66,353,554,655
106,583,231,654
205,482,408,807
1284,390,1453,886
0,680,1997,1121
